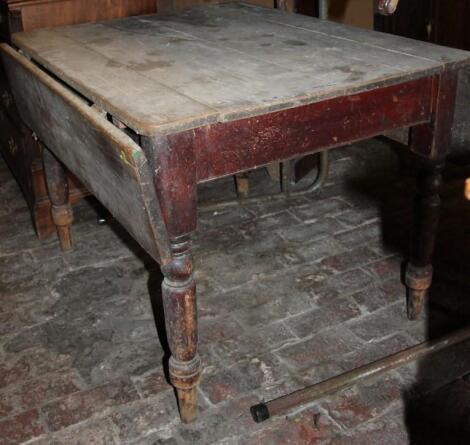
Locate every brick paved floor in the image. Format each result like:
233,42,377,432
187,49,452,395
1,138,470,444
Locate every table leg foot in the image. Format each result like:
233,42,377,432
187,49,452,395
406,264,432,320
162,235,200,423
406,157,444,319
170,356,201,423
176,386,199,424
406,288,426,320
51,204,74,251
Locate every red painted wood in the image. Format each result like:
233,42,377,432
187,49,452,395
177,77,434,183
410,70,459,159
143,133,198,238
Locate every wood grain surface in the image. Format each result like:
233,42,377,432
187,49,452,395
0,44,171,264
12,2,470,136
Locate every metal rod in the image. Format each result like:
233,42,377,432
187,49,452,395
318,0,328,20
250,325,470,423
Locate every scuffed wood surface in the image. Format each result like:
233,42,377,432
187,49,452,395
0,43,171,264
12,2,470,136
188,77,433,181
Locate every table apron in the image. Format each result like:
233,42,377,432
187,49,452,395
187,76,434,183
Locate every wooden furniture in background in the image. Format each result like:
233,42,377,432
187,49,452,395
375,0,470,50
1,0,156,34
328,0,374,29
375,0,470,155
0,0,156,243
2,2,469,423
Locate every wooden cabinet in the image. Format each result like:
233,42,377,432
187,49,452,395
328,0,375,29
0,0,156,240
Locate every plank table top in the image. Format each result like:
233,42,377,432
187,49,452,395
12,1,470,136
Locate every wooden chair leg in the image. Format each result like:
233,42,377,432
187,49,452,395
406,157,444,320
235,173,250,198
43,148,74,251
161,235,201,423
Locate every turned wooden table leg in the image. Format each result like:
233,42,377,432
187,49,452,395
43,148,74,251
143,133,200,422
406,158,444,319
161,235,201,423
406,70,458,319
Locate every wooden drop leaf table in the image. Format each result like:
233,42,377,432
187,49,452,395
2,2,470,423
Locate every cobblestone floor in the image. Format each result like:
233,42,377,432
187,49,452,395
1,138,470,444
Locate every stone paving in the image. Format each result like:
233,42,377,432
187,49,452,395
1,138,470,444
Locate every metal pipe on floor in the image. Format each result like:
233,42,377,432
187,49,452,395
250,325,470,423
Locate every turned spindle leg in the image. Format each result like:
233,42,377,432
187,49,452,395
143,133,199,422
43,148,74,251
161,235,200,423
406,71,458,319
406,158,444,319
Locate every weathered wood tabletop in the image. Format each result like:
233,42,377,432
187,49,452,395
3,1,470,424
11,2,470,136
